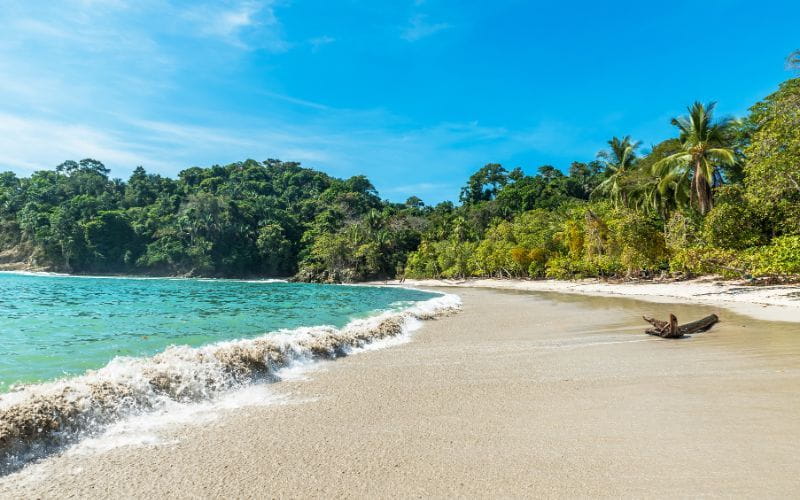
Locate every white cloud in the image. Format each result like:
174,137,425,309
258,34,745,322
182,0,289,51
2,1,289,55
0,104,597,203
0,113,172,173
0,1,602,203
401,14,450,41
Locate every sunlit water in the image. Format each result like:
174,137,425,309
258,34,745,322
0,273,436,391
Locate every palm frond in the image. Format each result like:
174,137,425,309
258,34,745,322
652,152,691,176
670,117,691,138
706,148,736,166
659,100,738,213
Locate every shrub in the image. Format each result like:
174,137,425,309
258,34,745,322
404,241,440,278
745,236,800,276
436,240,478,278
545,254,580,279
665,212,702,251
669,247,744,278
509,246,533,275
607,209,667,273
472,232,516,277
527,248,547,277
586,253,624,277
702,198,763,250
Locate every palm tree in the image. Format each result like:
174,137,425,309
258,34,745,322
627,168,690,218
787,49,800,70
593,136,641,207
652,102,735,215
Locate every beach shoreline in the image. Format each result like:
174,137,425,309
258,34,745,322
0,278,456,475
370,277,800,323
5,267,799,324
2,286,798,498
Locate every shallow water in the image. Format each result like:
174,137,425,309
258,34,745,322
0,273,436,391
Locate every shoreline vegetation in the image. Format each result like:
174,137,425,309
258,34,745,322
1,77,799,285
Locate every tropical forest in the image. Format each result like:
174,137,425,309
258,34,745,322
1,74,799,282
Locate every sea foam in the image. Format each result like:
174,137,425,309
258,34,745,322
0,292,460,473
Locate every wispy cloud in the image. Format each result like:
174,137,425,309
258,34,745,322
0,1,602,203
0,102,595,202
0,0,298,121
0,113,173,173
401,14,450,41
254,90,332,111
309,35,336,52
3,1,290,56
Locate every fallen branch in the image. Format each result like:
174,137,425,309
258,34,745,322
642,313,719,338
705,258,751,280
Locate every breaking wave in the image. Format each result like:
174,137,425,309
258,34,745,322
0,292,460,473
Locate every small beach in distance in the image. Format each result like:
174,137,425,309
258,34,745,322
3,286,798,498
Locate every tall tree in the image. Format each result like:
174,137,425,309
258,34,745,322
653,102,736,215
743,77,800,235
628,139,688,216
593,136,640,207
459,164,508,205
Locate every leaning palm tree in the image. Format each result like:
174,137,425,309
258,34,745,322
593,136,641,207
652,102,735,215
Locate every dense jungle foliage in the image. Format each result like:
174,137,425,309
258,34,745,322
1,77,799,281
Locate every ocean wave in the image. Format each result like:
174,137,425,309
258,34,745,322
0,293,460,473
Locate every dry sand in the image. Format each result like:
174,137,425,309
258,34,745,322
2,288,799,498
386,277,800,323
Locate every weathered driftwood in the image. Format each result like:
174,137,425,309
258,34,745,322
642,313,719,338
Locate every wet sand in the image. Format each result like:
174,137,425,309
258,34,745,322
2,288,799,498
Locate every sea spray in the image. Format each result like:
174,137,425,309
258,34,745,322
0,292,460,472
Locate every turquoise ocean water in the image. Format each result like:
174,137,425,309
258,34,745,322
0,273,436,392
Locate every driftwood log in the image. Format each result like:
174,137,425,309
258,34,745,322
642,313,719,339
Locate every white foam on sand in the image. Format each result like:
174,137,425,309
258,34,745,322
69,385,298,455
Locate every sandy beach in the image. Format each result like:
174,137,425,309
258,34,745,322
386,277,800,323
2,287,799,498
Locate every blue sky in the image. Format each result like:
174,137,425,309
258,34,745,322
1,0,798,203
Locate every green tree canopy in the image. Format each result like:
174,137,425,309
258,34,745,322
653,102,736,215
459,164,508,204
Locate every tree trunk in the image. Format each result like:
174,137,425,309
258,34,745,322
642,313,719,338
694,159,713,215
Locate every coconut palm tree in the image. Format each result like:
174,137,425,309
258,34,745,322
627,168,690,218
652,102,735,215
592,136,641,207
